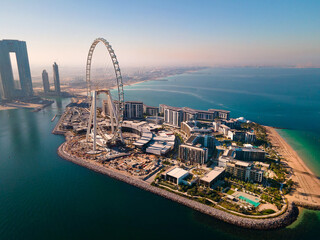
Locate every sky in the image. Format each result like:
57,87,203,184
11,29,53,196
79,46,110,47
1,0,320,69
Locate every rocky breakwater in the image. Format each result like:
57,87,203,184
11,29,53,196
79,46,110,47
57,142,299,230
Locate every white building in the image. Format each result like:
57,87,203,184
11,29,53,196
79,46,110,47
146,130,175,155
166,167,190,184
124,101,143,119
164,106,183,127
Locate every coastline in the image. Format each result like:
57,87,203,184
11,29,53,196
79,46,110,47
50,69,319,228
0,102,44,111
265,126,320,209
57,141,298,230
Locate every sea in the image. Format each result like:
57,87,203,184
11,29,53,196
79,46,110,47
0,68,319,239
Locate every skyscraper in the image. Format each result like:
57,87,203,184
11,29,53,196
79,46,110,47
42,70,50,93
53,62,61,95
0,39,33,100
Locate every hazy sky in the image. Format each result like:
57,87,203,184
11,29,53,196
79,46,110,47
1,0,320,68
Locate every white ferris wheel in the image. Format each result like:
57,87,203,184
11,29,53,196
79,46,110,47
85,38,125,149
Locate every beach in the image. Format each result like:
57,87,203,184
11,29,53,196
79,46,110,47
265,126,320,209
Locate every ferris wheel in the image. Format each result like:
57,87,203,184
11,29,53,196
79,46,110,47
85,38,124,147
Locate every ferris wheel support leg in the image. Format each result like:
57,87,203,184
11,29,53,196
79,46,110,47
92,91,97,151
86,92,94,142
107,92,115,134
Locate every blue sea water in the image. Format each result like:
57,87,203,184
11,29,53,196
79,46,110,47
122,67,320,175
0,68,320,239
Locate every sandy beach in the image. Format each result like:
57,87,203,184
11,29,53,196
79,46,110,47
265,126,320,209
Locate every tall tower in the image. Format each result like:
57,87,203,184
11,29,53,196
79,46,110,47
0,39,33,100
53,62,61,95
42,70,50,93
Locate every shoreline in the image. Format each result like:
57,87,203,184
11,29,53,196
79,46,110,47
0,102,44,111
0,98,54,112
56,138,299,230
61,67,208,96
265,126,320,209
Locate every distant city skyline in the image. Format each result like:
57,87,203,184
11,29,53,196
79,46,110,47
1,0,320,68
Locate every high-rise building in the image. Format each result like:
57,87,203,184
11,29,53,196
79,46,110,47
225,160,264,183
104,100,143,120
53,62,60,95
161,104,230,127
0,39,33,100
164,106,183,127
42,70,50,93
124,101,143,119
178,144,208,165
143,104,159,116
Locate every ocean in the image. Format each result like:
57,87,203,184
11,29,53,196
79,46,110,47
0,68,319,239
123,68,320,175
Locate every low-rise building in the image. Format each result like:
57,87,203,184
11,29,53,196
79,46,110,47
200,167,225,187
146,130,175,155
146,116,164,125
165,167,190,184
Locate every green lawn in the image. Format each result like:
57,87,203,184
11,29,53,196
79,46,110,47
226,189,235,195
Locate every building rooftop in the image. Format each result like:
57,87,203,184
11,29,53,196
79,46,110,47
186,135,198,144
143,104,158,109
161,104,230,114
182,107,198,114
167,167,189,179
180,144,207,151
220,124,230,129
201,167,225,183
235,147,265,153
125,101,143,104
234,160,251,167
208,109,230,114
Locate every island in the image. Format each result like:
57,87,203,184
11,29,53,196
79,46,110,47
52,97,320,230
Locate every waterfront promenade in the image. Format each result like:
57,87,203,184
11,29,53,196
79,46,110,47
266,126,320,209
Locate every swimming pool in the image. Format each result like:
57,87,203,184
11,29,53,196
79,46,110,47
238,196,260,207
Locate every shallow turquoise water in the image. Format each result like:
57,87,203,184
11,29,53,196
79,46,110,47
1,68,320,239
277,129,320,175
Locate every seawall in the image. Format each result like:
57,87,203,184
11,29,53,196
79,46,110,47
57,142,299,230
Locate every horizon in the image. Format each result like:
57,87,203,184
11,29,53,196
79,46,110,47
1,0,320,70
